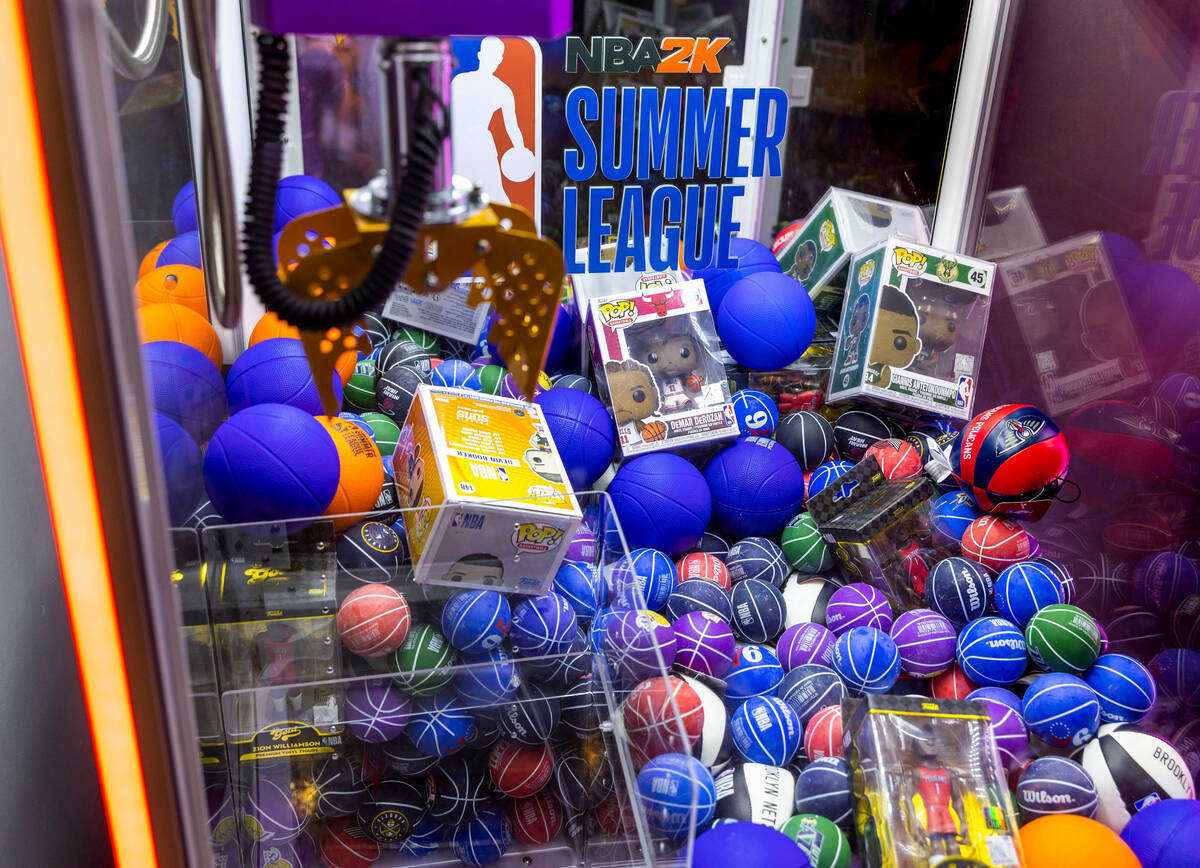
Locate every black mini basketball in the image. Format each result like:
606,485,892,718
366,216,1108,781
498,681,561,744
356,779,426,844
832,410,890,461
776,411,835,472
375,338,431,378
430,756,489,826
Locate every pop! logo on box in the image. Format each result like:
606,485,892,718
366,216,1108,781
598,299,638,329
893,246,928,276
512,523,565,554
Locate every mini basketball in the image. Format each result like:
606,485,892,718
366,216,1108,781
318,816,380,868
832,627,901,695
781,576,840,628
442,589,510,654
961,516,1033,572
1074,555,1134,614
732,695,803,765
407,692,474,757
716,271,816,370
995,562,1064,626
672,611,736,677
430,357,481,390
636,753,717,840
931,663,977,700
890,608,957,677
780,813,851,868
226,338,343,416
139,303,222,370
498,681,560,745
375,364,425,421
375,338,431,379
777,410,835,472
726,536,789,587
1033,556,1076,605
1134,552,1200,613
623,674,706,758
611,548,677,611
825,583,893,636
429,757,488,826
274,173,341,230
337,584,410,658
489,740,553,798
144,340,226,442
318,416,384,531
1026,604,1103,674
956,617,1027,686
781,513,835,574
807,460,854,498
1075,723,1196,831
608,453,712,556
535,388,615,489
604,609,677,684
805,704,843,760
510,791,562,846
553,373,593,393
343,363,378,413
793,756,852,828
705,438,807,538
356,779,425,844
1106,605,1168,658
778,663,845,725
731,579,787,643
676,552,733,591
311,758,367,819
732,389,780,437
689,236,782,312
832,410,890,460
451,806,512,867
1120,797,1200,868
242,775,305,843
864,438,923,480
203,404,339,524
454,645,519,705
1148,648,1200,707
1023,673,1101,747
666,579,733,622
336,519,401,585
389,623,457,696
135,264,207,317
725,644,785,704
553,561,603,621
360,412,402,456
1016,756,1099,822
1084,653,1156,723
693,530,732,560
931,491,985,546
966,686,1028,768
509,590,579,657
778,622,837,670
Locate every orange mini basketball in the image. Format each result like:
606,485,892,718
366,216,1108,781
138,241,168,278
249,311,355,385
1017,814,1139,868
135,264,207,317
641,420,668,442
318,416,384,532
139,303,223,369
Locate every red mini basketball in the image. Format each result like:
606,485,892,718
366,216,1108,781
804,704,843,760
489,740,553,798
319,816,380,868
336,584,411,658
622,675,705,757
931,663,977,700
961,515,1032,571
510,792,564,846
675,552,732,590
864,438,924,480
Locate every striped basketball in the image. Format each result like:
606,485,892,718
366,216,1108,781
994,561,1064,626
832,627,901,695
454,645,520,705
636,753,716,840
825,583,893,636
407,692,474,757
1104,605,1168,659
553,561,604,621
676,552,732,591
442,589,511,654
832,409,890,460
430,756,489,826
731,579,787,643
956,617,1027,686
1026,604,1102,674
510,591,579,657
623,675,705,757
1075,723,1196,831
611,548,678,611
864,438,923,480
510,791,563,846
336,584,411,658
451,806,512,867
731,695,803,765
319,816,379,868
961,516,1033,571
602,610,677,684
781,513,834,574
725,644,785,704
931,663,977,699
793,756,853,828
672,611,736,677
488,740,553,798
778,663,845,724
776,410,835,471
925,557,994,628
804,704,843,760
931,491,984,546
953,404,1070,508
1133,552,1200,613
780,813,852,868
497,681,561,744
807,460,854,499
890,608,956,677
665,579,733,622
1148,648,1200,707
1032,556,1076,605
1023,673,1101,747
726,537,790,587
965,686,1028,768
389,623,457,696
778,622,837,670
1083,653,1157,722
1016,756,1098,822
1073,555,1133,614
344,679,411,743
693,531,732,560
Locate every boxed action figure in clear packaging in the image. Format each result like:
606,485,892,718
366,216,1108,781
589,279,738,458
843,695,1022,868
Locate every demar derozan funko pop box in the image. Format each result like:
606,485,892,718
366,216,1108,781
589,278,738,458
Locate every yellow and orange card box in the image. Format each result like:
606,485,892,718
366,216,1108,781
395,385,582,594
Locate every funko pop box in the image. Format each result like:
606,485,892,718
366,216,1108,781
827,238,996,420
395,385,581,594
588,278,738,458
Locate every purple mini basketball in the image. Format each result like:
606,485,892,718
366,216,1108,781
1133,552,1200,613
565,524,599,564
890,609,957,677
825,583,893,636
344,679,412,743
966,686,1029,769
602,610,677,684
672,611,737,678
777,622,836,670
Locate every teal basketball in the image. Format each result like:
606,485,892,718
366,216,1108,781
361,412,400,456
780,813,851,868
344,360,378,412
1026,604,1102,674
781,512,833,573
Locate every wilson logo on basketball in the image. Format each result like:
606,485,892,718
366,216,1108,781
512,523,565,553
893,246,928,276
996,417,1046,455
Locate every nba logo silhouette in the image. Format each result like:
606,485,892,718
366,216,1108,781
451,37,542,230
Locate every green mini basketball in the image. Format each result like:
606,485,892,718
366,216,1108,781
392,325,439,355
361,412,400,456
478,364,509,396
780,813,851,868
781,513,833,573
1024,603,1101,674
344,362,378,412
389,623,457,696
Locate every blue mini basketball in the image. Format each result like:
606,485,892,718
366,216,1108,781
553,561,604,621
688,236,782,313
509,591,578,657
636,753,716,840
588,607,618,652
611,548,677,611
157,230,203,269
442,589,511,654
1032,556,1076,605
778,663,845,724
807,460,854,499
956,616,1027,686
726,536,790,587
725,644,785,705
1148,647,1200,706
338,411,373,435
832,627,902,695
1015,755,1099,822
143,340,227,442
730,579,787,643
535,387,616,489
450,806,511,867
396,813,445,857
274,173,341,231
608,453,712,556
731,695,802,765
704,437,807,538
226,338,343,416
407,692,475,757
430,358,482,391
1083,653,1157,723
926,557,994,628
731,389,780,437
1021,672,1101,747
1134,552,1200,613
172,180,197,233
665,579,733,623
793,756,853,828
995,562,1064,626
931,491,984,546
454,646,520,705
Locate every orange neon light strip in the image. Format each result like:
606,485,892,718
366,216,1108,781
0,3,158,866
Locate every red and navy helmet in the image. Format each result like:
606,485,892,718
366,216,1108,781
952,404,1070,520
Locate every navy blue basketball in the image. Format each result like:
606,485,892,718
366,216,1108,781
143,340,227,442
203,404,339,524
450,805,511,867
807,460,854,498
832,627,902,695
778,663,845,724
704,437,807,538
732,695,802,765
793,756,853,828
442,589,511,654
611,548,677,611
552,373,593,393
725,644,785,704
335,519,401,584
1016,755,1099,821
155,412,203,525
665,579,733,623
498,681,561,744
693,531,732,560
608,453,712,556
158,230,203,269
1022,673,1101,748
731,579,787,643
1084,653,1157,723
454,645,520,705
995,562,1064,626
226,338,343,416
726,536,789,587
732,389,780,437
926,557,994,628
931,491,984,546
430,756,489,826
553,561,603,621
956,616,1027,686
535,388,616,489
509,591,578,657
1148,647,1200,707
274,173,341,231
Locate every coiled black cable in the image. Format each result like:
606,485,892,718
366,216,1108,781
243,34,445,331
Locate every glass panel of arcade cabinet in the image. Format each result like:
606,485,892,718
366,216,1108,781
971,1,1200,770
